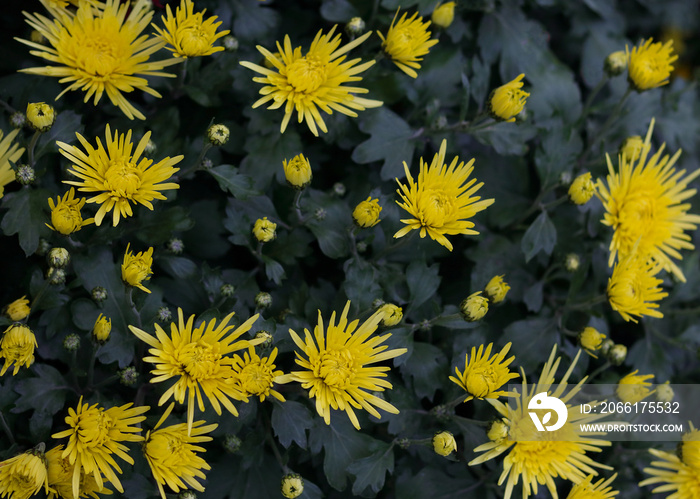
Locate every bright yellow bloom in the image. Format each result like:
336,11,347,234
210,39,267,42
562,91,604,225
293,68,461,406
640,447,700,497
144,403,217,499
207,124,229,146
277,301,407,430
352,196,382,228
0,323,37,376
597,119,700,282
607,253,667,323
51,397,149,497
469,346,613,499
449,342,518,402
281,474,304,499
616,370,655,404
489,74,529,122
679,422,700,469
153,0,230,58
253,217,277,242
485,275,510,304
17,0,181,120
92,314,111,343
41,0,100,8
378,10,439,78
0,448,49,499
566,474,619,499
26,102,56,132
58,125,182,227
432,431,457,457
394,139,494,251
431,2,456,29
378,303,402,326
240,26,382,136
0,128,25,199
619,135,647,163
568,172,596,205
231,346,286,402
129,308,262,435
459,291,489,322
283,154,312,189
121,243,154,293
578,327,606,358
627,38,677,91
5,296,31,322
47,188,95,235
46,445,107,499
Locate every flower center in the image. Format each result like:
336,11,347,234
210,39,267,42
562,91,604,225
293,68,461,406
317,348,355,388
105,159,142,197
465,366,497,398
75,21,130,77
420,189,455,227
240,363,272,395
179,19,210,56
78,409,113,447
183,342,222,380
287,56,327,93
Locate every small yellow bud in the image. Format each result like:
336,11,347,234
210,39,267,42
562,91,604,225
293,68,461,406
656,382,673,403
578,327,606,357
460,291,488,322
5,296,31,322
281,473,304,499
255,292,272,308
47,188,93,236
607,344,627,365
616,370,655,404
604,50,628,76
207,124,230,146
26,102,56,133
487,420,509,442
283,154,312,189
432,431,457,457
619,135,648,164
47,247,70,268
484,275,510,304
465,368,496,398
92,314,112,344
253,217,277,243
564,253,580,272
378,303,403,326
489,74,529,122
121,244,154,294
352,196,382,228
432,2,456,29
568,172,596,205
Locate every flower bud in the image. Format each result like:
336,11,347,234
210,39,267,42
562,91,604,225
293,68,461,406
345,17,366,37
600,338,614,356
489,74,529,122
207,124,230,146
283,154,312,189
607,344,627,365
656,382,674,403
559,170,573,186
568,172,596,205
177,491,197,499
119,366,139,386
604,50,628,77
5,296,31,322
353,197,382,228
487,420,509,442
220,284,235,298
47,267,66,285
223,35,239,51
431,2,456,29
15,165,35,185
378,303,403,326
36,239,51,256
63,333,80,352
564,253,580,272
92,314,111,344
26,102,56,132
432,431,457,457
91,286,108,303
484,275,510,304
397,437,411,449
9,111,26,129
255,292,272,309
619,135,648,164
201,157,213,169
460,291,489,322
372,298,385,309
253,217,277,243
144,139,157,155
223,434,242,453
0,324,37,375
314,208,326,220
165,238,184,254
616,370,654,404
333,182,346,197
254,330,273,349
356,241,368,253
281,473,304,499
578,327,606,357
47,247,70,268
157,307,172,323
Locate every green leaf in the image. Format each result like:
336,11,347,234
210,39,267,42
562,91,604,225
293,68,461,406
521,211,557,262
12,364,70,416
262,255,286,285
36,111,83,160
239,132,302,189
347,442,395,497
1,188,52,256
502,318,559,373
271,400,313,449
527,67,583,125
134,206,194,246
523,281,544,312
344,261,382,311
400,342,447,400
232,0,279,41
303,190,352,259
471,122,537,156
352,107,416,181
157,255,198,279
395,465,479,499
534,125,583,186
209,165,261,200
320,0,360,21
406,261,441,309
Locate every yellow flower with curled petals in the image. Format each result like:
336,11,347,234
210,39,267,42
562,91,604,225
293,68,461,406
449,342,518,402
432,431,457,457
568,172,596,205
283,154,312,189
627,38,677,91
0,323,37,376
5,296,30,322
45,445,106,499
153,0,230,58
122,243,154,294
378,303,402,326
640,442,700,497
484,275,510,304
566,474,619,499
47,188,95,235
352,196,382,228
0,128,25,199
607,253,667,323
0,447,49,499
378,9,439,78
489,74,529,122
231,346,285,402
616,370,655,404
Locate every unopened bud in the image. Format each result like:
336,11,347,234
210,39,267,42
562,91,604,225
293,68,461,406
356,241,368,253
207,124,230,146
223,434,242,453
604,50,628,77
47,248,70,268
144,139,157,155
460,292,489,322
177,491,197,499
432,431,457,457
564,253,580,272
26,102,56,133
220,284,235,298
119,366,139,386
281,473,304,499
47,267,66,285
223,35,239,51
63,333,80,352
608,344,627,365
656,382,674,403
166,238,184,254
314,208,326,220
9,112,26,129
255,292,272,309
15,165,35,185
333,182,346,197
157,307,172,323
254,330,273,349
36,239,50,256
201,157,213,169
345,17,366,36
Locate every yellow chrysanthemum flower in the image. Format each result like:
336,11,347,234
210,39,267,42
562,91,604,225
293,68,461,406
469,346,613,499
51,397,149,497
17,0,181,120
566,474,619,499
5,296,31,322
449,342,518,402
231,346,286,402
607,252,667,323
240,26,382,136
578,327,606,358
394,139,494,251
144,403,217,499
597,118,700,282
46,445,108,499
616,370,655,404
0,447,50,499
378,10,439,78
679,422,700,469
352,196,382,228
122,243,154,294
489,74,530,122
58,125,182,227
92,313,111,344
283,154,312,189
0,128,25,199
153,0,230,58
627,38,677,91
568,172,596,205
459,291,489,322
129,308,262,435
47,188,95,235
619,135,647,164
432,431,457,457
41,0,100,9
431,2,456,29
378,303,403,326
277,301,407,430
0,323,38,376
253,217,277,243
640,447,700,497
281,474,304,499
26,102,56,133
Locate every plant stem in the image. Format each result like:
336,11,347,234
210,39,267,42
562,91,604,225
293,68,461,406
178,142,212,179
27,131,41,168
372,230,416,262
579,75,609,123
587,361,611,383
579,87,632,165
565,293,607,311
292,189,305,223
86,343,99,388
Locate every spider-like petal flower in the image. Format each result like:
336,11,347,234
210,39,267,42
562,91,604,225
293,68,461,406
489,74,529,122
51,397,149,498
640,445,700,497
394,139,494,251
240,26,382,136
46,445,108,499
47,188,95,235
449,342,519,402
129,308,262,435
607,252,668,323
469,345,613,499
152,0,229,58
58,124,182,227
277,301,407,430
16,0,182,120
627,38,678,91
231,346,286,402
377,10,439,78
566,473,619,499
0,448,50,499
144,403,217,499
0,128,25,199
597,118,700,282
0,323,38,376
121,243,154,294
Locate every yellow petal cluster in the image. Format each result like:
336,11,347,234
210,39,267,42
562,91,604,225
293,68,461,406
566,474,619,499
459,291,488,322
449,342,518,402
46,445,106,499
253,217,277,242
231,346,286,402
627,38,677,91
122,243,154,294
5,296,31,322
616,370,655,404
153,0,230,58
378,10,439,78
283,154,312,189
432,431,457,457
578,327,606,358
352,196,382,228
378,303,403,326
0,128,25,199
0,323,37,376
47,188,95,235
26,102,56,132
431,2,457,29
568,172,596,205
484,275,510,304
607,253,667,323
92,314,112,343
0,449,49,499
489,74,529,122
